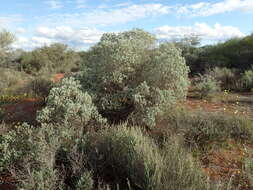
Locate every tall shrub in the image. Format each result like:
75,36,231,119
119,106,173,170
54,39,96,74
79,29,189,127
0,29,15,68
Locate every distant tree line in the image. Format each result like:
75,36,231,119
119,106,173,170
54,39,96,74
175,34,253,74
1,29,253,77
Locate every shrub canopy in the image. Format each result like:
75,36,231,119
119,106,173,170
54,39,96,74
79,29,189,127
20,43,81,74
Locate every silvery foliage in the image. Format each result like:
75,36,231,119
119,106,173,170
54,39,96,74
79,29,189,127
37,77,106,128
0,30,15,67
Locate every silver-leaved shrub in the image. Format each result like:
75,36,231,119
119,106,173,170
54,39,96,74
79,29,189,127
37,77,106,131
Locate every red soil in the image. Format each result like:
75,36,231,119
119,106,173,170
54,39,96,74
1,98,44,125
183,98,251,118
50,73,64,82
201,140,253,189
0,172,16,190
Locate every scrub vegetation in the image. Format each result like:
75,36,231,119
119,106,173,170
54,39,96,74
1,28,253,190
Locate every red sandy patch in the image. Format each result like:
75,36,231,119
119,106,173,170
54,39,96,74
50,73,64,83
202,140,253,189
183,98,251,119
1,98,44,125
0,172,16,190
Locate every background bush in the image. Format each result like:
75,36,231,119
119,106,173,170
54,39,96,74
0,68,32,95
20,43,81,75
241,69,253,91
163,108,253,147
23,76,54,98
0,29,15,68
195,74,220,99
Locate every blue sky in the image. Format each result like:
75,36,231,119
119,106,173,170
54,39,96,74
0,0,253,50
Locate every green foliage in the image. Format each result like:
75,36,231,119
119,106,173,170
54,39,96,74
0,29,15,67
80,29,189,127
165,108,253,147
241,69,253,91
37,77,106,132
195,74,220,99
19,167,62,190
20,43,81,74
85,124,214,190
24,76,54,98
242,148,253,187
0,123,43,172
173,35,202,74
0,68,32,94
195,35,253,73
160,138,213,190
86,124,163,189
205,67,253,92
0,30,15,50
76,171,94,190
208,67,237,90
0,122,76,189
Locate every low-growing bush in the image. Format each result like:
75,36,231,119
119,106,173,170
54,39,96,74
208,67,237,90
159,137,214,190
0,123,38,172
37,77,106,133
195,74,220,99
76,171,94,190
85,125,164,189
24,76,54,98
0,68,32,94
0,123,60,189
164,108,253,147
241,69,253,91
84,124,215,190
203,67,253,92
20,43,81,75
0,122,72,189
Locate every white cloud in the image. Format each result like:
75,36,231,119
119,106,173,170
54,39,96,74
32,36,53,45
84,4,168,26
154,23,245,41
36,3,170,27
177,0,253,17
12,36,30,49
45,0,63,9
36,26,103,45
11,25,104,50
114,2,132,8
13,35,54,50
